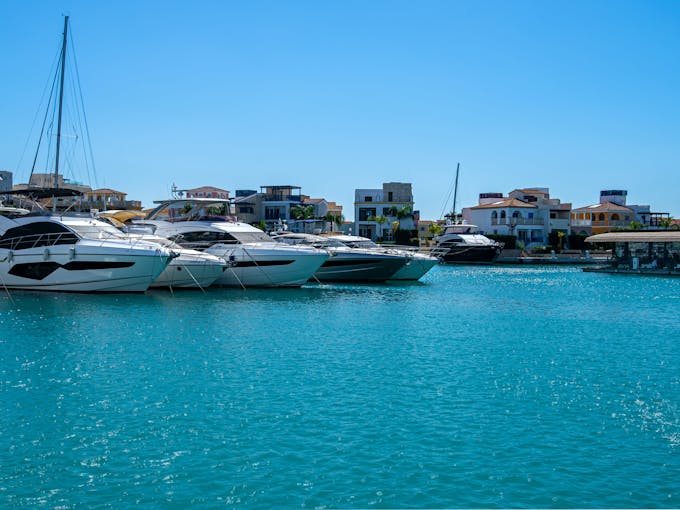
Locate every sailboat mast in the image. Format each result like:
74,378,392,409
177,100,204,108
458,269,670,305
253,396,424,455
54,15,69,189
451,162,460,222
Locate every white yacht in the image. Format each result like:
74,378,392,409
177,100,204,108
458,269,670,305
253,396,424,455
95,213,227,289
134,199,329,288
140,236,226,289
0,214,172,292
323,234,438,281
272,233,408,282
430,223,503,264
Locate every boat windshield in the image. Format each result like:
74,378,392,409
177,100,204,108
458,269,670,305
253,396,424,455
147,201,230,222
342,240,379,249
275,235,344,248
230,231,273,243
67,223,127,240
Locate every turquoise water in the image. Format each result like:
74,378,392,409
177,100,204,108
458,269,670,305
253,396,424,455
2,266,679,508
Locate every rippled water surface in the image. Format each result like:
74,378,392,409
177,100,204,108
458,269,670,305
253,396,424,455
2,266,680,508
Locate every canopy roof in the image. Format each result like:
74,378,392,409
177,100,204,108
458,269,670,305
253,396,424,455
98,210,145,223
586,231,680,243
4,187,83,199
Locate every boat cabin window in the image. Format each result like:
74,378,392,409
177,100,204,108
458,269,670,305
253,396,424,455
0,221,79,250
169,230,238,247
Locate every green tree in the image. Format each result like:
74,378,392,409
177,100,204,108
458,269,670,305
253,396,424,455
428,223,444,237
291,205,315,220
324,213,344,231
395,206,413,227
629,220,644,230
659,216,674,229
390,220,400,242
368,214,389,241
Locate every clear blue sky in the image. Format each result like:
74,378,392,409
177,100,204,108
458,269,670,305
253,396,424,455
1,0,679,220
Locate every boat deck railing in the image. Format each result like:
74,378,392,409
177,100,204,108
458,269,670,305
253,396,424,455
0,232,80,251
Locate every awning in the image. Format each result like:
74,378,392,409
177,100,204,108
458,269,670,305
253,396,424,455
98,210,145,223
3,187,83,199
586,231,680,243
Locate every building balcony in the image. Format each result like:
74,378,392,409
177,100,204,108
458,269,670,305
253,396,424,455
262,194,302,202
591,220,629,228
491,218,545,226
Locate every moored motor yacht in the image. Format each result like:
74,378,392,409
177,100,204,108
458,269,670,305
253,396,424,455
272,233,408,282
95,213,227,289
323,234,438,281
134,199,329,287
430,223,503,264
0,214,172,292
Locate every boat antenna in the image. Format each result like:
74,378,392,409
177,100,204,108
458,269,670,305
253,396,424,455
54,15,69,190
450,162,460,223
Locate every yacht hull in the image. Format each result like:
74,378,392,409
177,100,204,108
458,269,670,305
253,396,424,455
436,246,501,264
206,244,328,287
0,242,171,292
151,253,226,289
315,254,406,282
389,255,438,280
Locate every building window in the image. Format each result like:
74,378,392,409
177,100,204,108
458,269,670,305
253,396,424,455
364,196,372,202
388,191,393,202
359,208,376,221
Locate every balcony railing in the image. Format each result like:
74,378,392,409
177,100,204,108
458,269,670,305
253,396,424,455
491,218,545,226
262,194,302,202
591,220,629,227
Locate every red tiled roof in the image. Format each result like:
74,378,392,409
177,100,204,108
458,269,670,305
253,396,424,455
188,186,229,193
513,188,548,195
86,188,125,195
572,202,633,213
470,198,537,209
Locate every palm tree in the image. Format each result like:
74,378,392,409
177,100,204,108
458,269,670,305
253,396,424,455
659,216,674,229
391,220,400,242
395,206,413,227
291,205,314,220
368,214,388,242
324,213,344,232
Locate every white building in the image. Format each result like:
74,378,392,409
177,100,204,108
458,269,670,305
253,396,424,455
570,190,669,234
186,186,230,200
462,187,571,247
354,182,415,241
